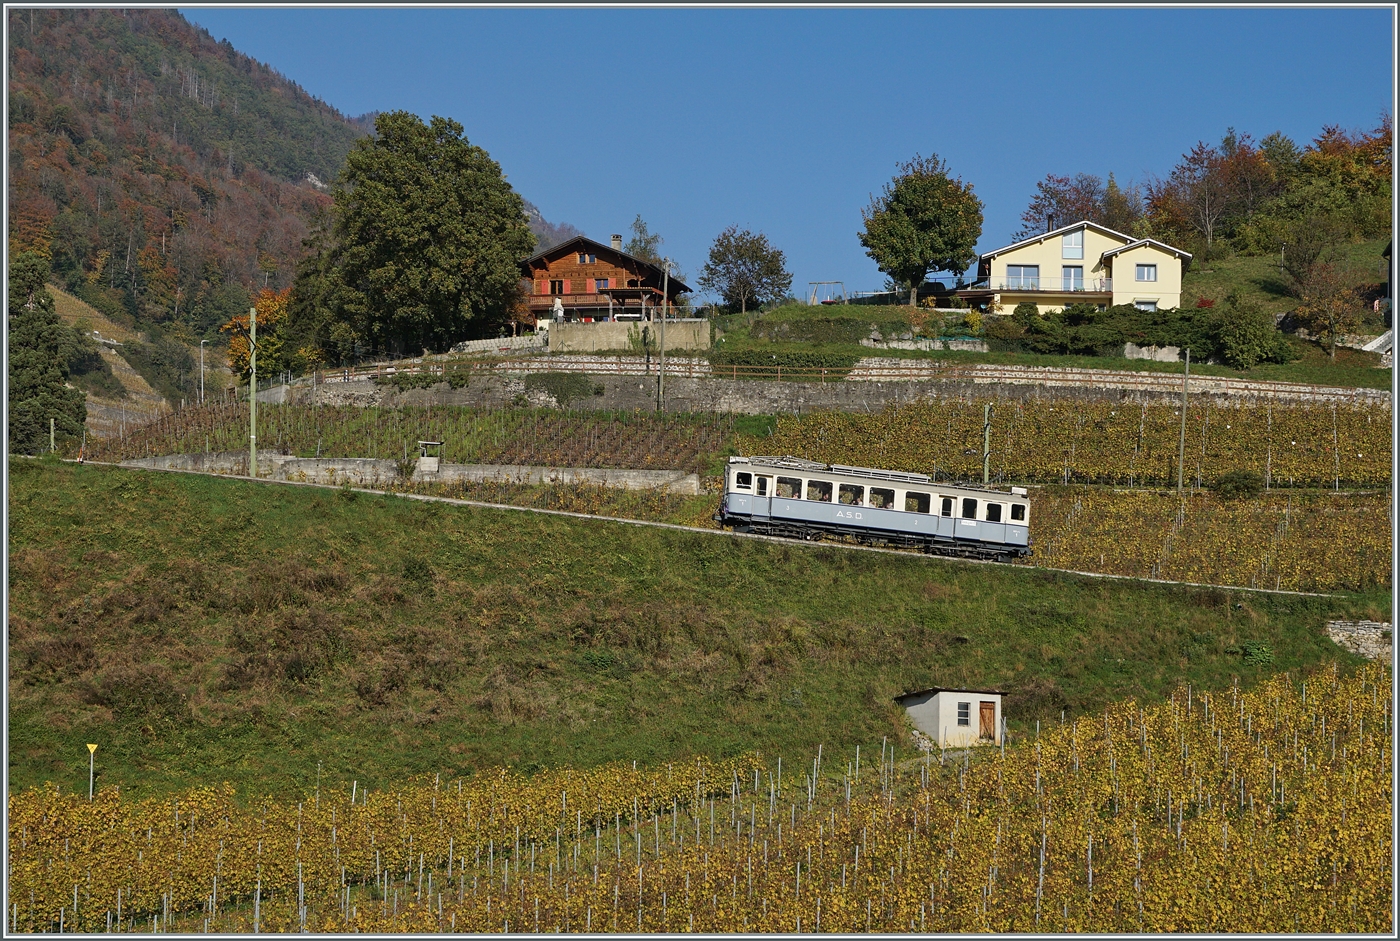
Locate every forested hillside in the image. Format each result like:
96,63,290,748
7,8,579,347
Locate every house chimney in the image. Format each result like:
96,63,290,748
611,234,622,250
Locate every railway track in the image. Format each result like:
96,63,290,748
68,458,1347,598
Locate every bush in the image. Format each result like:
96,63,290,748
1213,469,1264,499
1012,301,1040,319
1211,291,1291,369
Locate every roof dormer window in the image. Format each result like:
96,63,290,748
1062,230,1084,260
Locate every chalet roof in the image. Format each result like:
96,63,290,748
521,235,692,293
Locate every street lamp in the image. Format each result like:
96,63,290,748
200,339,207,405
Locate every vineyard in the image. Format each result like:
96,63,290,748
8,664,1391,933
743,398,1392,490
81,397,1391,491
81,404,738,477
1029,488,1390,593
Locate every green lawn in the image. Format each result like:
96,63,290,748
7,459,1386,801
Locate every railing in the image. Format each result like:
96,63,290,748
967,278,1113,293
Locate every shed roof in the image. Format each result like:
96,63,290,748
895,686,1006,702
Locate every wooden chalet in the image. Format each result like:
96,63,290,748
520,235,691,323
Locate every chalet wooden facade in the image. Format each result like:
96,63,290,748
519,235,691,323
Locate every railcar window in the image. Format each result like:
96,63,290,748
776,477,802,498
940,497,954,517
985,503,1003,523
869,487,895,509
838,484,864,506
735,472,752,490
1011,504,1026,522
962,498,978,519
906,492,931,513
756,476,770,496
806,480,833,502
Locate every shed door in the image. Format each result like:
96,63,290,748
979,701,995,740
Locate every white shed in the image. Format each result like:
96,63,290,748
896,687,1004,748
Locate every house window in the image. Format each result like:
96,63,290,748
595,278,609,291
1136,264,1157,282
957,702,971,727
1062,266,1084,291
1134,300,1158,312
1062,230,1084,259
1006,265,1039,289
578,252,596,264
549,280,564,295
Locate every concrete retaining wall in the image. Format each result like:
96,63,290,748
122,451,402,486
417,463,699,494
551,320,710,353
1325,620,1393,661
1123,342,1183,362
119,452,697,494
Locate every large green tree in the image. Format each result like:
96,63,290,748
7,252,87,454
698,226,792,314
294,111,536,357
859,154,983,306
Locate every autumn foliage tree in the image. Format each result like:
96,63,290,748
219,288,292,382
860,154,983,306
1292,262,1362,359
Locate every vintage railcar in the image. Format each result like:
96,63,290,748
714,456,1031,561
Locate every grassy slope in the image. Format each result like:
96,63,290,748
7,460,1385,801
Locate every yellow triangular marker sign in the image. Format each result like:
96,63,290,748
87,744,98,754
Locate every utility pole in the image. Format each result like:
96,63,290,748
200,339,207,405
1177,347,1190,496
982,404,992,485
249,306,258,479
658,259,669,411
50,417,55,454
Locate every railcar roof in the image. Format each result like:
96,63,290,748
730,455,1027,497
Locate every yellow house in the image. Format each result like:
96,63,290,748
956,221,1192,315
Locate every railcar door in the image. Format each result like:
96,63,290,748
752,474,773,518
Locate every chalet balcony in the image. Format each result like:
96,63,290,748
966,277,1113,293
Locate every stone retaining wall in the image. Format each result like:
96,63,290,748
297,367,1390,416
1325,621,1393,661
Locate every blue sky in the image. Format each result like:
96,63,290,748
180,5,1393,299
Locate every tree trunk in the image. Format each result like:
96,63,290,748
910,282,918,308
